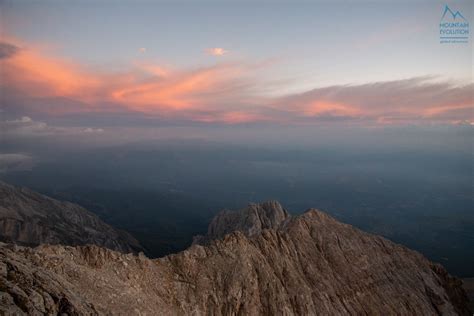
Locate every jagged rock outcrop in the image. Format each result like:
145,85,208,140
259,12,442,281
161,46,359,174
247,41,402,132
0,201,470,315
0,182,143,254
193,200,291,244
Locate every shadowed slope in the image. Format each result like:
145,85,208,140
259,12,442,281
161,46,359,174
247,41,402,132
0,182,143,253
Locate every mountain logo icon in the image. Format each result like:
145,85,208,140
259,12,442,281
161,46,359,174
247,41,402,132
441,5,466,21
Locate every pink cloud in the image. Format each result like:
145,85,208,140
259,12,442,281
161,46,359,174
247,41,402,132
273,78,473,125
1,40,258,119
1,38,472,126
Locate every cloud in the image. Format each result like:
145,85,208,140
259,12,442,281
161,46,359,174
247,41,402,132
0,116,106,138
83,127,104,133
1,40,258,117
109,63,259,114
206,47,228,56
1,38,472,126
192,110,270,124
10,116,33,123
0,42,19,59
1,41,103,99
271,77,473,125
2,116,51,135
0,153,34,173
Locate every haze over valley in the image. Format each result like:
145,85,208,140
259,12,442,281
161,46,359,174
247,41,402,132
2,126,472,277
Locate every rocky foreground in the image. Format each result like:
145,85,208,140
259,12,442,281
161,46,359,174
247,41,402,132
0,200,470,315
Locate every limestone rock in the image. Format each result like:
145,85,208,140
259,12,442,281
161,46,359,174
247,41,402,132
0,182,143,254
0,202,470,315
193,200,291,245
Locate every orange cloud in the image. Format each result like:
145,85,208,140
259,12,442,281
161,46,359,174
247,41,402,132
3,47,100,98
110,64,251,114
1,40,256,117
1,38,472,126
273,78,473,125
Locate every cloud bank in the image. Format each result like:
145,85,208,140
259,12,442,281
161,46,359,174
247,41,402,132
0,153,34,173
1,40,472,126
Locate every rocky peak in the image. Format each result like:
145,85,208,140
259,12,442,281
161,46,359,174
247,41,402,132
194,200,291,244
0,198,471,315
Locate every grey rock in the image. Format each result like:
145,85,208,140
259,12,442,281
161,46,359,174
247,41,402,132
0,201,470,315
193,200,291,245
0,181,143,254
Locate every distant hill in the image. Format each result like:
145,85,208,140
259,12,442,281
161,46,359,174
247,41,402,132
0,200,469,315
0,181,143,253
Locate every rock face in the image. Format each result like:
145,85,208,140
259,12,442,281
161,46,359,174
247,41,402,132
463,278,474,313
0,182,143,254
0,200,470,315
193,200,291,244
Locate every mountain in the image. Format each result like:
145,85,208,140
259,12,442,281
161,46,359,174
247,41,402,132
463,278,474,312
0,200,470,315
0,182,143,253
193,200,291,244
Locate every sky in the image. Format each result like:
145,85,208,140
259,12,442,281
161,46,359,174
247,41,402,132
0,0,473,141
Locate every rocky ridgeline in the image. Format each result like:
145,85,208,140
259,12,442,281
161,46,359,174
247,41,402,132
0,182,143,254
0,188,470,315
193,200,291,245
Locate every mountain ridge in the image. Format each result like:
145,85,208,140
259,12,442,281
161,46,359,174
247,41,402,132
0,197,470,315
0,181,143,254
193,200,291,245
